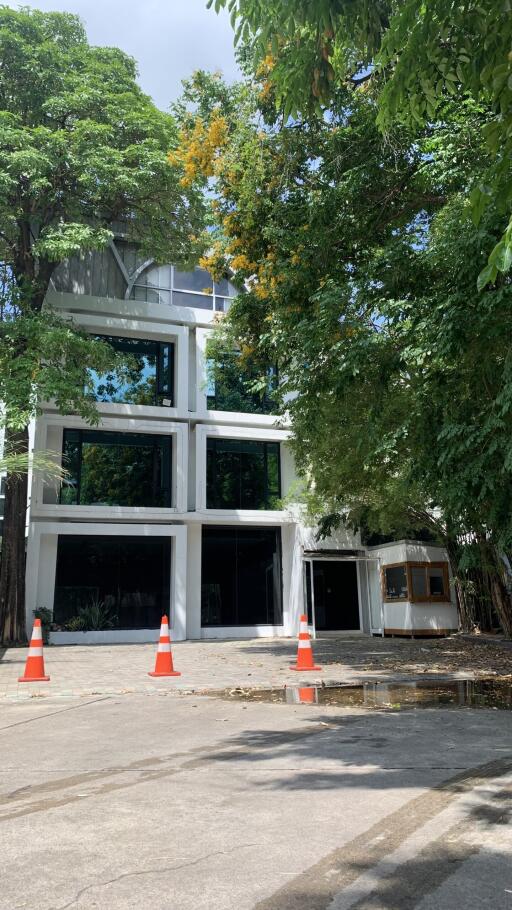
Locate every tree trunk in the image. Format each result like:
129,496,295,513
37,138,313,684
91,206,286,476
489,557,512,638
0,426,29,644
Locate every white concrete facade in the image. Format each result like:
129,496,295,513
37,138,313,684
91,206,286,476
24,247,458,642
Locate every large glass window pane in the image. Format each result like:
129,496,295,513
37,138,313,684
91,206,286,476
173,267,213,294
384,565,408,599
201,527,282,626
90,336,174,407
141,265,171,289
410,566,428,598
428,566,447,597
206,349,277,415
214,278,238,297
53,535,171,630
206,438,281,510
60,430,172,507
131,285,168,305
172,290,213,310
201,528,237,626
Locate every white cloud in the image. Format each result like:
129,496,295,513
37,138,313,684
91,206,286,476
6,0,240,109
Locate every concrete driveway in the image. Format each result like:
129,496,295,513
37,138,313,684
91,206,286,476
1,692,511,909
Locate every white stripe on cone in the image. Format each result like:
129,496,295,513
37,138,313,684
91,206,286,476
157,643,171,652
28,647,44,657
299,621,308,633
31,628,42,641
298,640,311,649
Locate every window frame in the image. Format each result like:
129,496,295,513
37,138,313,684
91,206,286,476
130,264,238,313
382,561,450,604
60,428,173,508
206,437,281,510
205,347,278,415
92,335,175,407
201,525,283,627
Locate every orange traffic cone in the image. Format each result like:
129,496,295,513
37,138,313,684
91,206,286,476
18,618,50,682
297,686,317,704
290,614,322,671
148,616,181,677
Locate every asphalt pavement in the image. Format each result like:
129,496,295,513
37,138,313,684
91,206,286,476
1,691,511,909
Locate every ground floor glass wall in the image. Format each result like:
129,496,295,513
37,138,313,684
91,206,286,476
201,526,282,626
53,535,171,630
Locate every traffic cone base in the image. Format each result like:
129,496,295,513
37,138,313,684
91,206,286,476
149,670,181,677
148,616,181,677
19,675,50,682
289,664,321,671
18,618,50,682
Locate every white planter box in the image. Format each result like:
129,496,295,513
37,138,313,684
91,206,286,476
49,629,160,645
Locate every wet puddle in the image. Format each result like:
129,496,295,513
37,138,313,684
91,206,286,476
222,679,512,710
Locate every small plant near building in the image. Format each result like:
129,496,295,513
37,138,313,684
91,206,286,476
64,600,117,632
33,607,53,644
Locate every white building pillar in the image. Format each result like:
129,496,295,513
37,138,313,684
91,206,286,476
186,522,202,639
25,528,58,635
172,525,188,641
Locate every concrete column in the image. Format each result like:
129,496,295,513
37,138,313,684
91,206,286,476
25,529,58,634
186,522,202,639
172,525,187,641
281,523,301,636
176,325,189,416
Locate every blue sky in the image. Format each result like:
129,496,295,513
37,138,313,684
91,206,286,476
7,0,240,109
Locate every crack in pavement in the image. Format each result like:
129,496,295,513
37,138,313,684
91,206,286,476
0,697,109,732
49,843,264,910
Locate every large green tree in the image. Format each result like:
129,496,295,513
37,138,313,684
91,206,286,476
211,0,512,288
0,8,204,642
173,69,512,634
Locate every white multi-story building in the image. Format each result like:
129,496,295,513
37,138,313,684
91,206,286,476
24,236,459,643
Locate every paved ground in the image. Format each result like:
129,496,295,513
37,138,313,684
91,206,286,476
1,692,511,910
2,634,512,700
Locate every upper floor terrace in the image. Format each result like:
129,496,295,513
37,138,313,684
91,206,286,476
51,234,238,315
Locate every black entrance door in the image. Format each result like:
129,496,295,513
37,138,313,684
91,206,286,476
312,561,360,631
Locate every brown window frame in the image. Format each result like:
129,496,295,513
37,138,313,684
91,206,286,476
382,561,450,604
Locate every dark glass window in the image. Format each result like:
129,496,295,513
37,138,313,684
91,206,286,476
383,562,449,602
201,527,282,626
206,350,277,414
410,563,449,601
60,429,172,507
54,535,171,629
384,565,408,600
90,336,174,406
206,438,281,510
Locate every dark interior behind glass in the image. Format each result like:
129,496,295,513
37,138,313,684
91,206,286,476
201,527,282,626
206,438,281,510
384,566,408,599
54,535,171,629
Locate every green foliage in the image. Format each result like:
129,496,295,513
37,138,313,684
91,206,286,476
175,67,512,631
210,0,512,286
205,332,277,414
0,6,205,431
33,607,53,643
64,600,116,632
0,300,133,429
0,441,68,483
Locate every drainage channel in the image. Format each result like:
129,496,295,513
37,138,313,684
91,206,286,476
220,679,512,710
